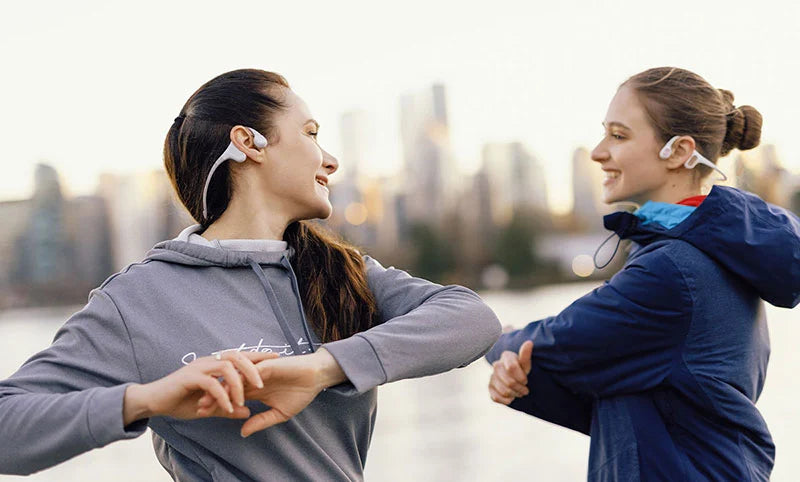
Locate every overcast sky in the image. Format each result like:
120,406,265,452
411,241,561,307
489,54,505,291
2,0,798,213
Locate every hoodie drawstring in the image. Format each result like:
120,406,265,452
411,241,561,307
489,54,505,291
279,257,317,354
248,260,303,356
594,231,624,270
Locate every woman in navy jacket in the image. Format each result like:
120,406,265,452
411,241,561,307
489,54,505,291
486,67,800,481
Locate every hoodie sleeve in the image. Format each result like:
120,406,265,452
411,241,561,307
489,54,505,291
0,289,147,475
486,248,691,398
323,256,501,394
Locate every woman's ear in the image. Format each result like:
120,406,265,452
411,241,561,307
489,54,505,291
664,136,696,170
230,126,266,164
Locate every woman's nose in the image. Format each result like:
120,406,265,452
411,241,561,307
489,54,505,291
590,140,609,164
322,148,339,174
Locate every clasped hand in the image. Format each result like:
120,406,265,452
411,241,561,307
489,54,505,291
124,348,343,438
488,340,533,405
196,349,337,437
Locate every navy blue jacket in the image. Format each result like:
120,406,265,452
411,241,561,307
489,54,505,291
486,186,800,481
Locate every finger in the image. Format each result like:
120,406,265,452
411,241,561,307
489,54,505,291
197,392,214,408
224,352,265,390
241,408,290,437
495,368,529,396
519,340,533,375
238,351,281,364
193,375,234,414
489,387,514,405
489,375,517,399
213,361,245,408
501,352,529,385
197,403,250,419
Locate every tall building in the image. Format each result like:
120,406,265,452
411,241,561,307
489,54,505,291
734,145,793,207
65,195,114,287
339,109,370,179
0,200,32,294
328,110,372,245
571,147,606,231
97,171,192,270
398,84,457,224
13,164,73,286
480,142,549,226
1,164,115,308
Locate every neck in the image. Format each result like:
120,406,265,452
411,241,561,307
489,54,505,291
636,175,703,206
200,188,291,241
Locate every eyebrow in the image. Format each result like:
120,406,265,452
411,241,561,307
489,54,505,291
602,121,631,131
305,119,320,129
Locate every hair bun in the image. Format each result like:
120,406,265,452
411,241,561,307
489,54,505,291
720,89,762,156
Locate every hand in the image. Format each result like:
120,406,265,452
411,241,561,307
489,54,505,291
488,340,533,405
196,348,346,437
123,351,278,425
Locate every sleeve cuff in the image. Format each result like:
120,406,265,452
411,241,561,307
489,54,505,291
322,335,387,394
86,384,148,447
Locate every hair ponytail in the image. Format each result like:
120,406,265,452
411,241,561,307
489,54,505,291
623,67,763,175
163,69,378,342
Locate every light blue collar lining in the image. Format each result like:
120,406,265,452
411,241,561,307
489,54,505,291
634,201,697,230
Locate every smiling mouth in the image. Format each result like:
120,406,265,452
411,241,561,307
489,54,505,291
316,179,329,191
603,171,620,184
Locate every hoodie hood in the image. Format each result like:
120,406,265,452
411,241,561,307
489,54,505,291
144,225,294,269
604,186,800,308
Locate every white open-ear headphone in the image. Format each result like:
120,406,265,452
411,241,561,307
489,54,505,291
659,136,678,160
202,127,268,220
659,136,728,181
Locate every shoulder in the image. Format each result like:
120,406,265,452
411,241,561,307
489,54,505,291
95,258,179,302
611,242,694,311
628,239,715,276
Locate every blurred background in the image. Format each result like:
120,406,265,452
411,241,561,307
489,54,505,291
1,0,798,480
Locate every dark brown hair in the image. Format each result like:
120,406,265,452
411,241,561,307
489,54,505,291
163,69,378,342
623,67,762,173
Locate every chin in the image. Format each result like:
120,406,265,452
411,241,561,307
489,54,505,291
308,201,333,220
600,189,619,205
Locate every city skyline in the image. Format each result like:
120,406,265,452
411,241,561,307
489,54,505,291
2,1,800,215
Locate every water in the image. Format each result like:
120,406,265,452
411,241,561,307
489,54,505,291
0,283,797,481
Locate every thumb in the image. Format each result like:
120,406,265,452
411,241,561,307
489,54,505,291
518,340,533,375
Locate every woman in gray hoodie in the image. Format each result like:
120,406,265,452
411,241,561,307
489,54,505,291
0,69,501,481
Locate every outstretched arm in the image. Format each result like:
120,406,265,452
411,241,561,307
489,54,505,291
322,256,502,393
487,248,691,399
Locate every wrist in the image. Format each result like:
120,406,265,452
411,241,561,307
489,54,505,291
311,348,347,391
123,383,154,426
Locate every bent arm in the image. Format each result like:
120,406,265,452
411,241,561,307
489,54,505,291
323,256,501,393
487,249,691,398
0,290,146,475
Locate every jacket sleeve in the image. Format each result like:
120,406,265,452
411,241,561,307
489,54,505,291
486,249,691,398
510,358,593,435
0,289,147,475
323,256,501,394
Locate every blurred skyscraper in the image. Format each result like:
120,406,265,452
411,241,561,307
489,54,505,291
734,144,796,208
0,164,114,308
480,142,549,226
571,147,606,231
328,110,378,247
12,164,73,286
399,84,457,225
96,171,192,270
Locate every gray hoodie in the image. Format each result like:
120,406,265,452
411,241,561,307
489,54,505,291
0,226,501,481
